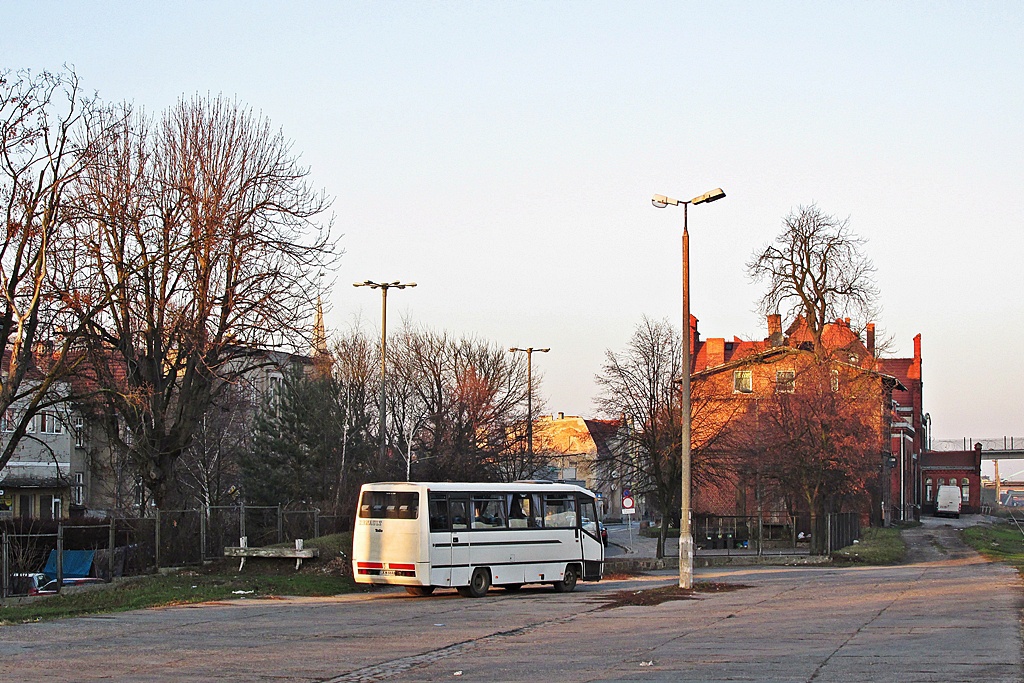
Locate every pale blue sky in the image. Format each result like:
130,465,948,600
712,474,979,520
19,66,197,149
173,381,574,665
5,2,1022,440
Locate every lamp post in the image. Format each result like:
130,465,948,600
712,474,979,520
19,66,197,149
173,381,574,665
652,187,725,589
509,347,549,460
353,280,417,461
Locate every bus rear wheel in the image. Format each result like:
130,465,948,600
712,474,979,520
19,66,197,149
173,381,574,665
458,568,491,598
405,586,435,597
553,565,578,593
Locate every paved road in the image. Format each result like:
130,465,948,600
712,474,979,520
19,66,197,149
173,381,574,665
1,517,1020,682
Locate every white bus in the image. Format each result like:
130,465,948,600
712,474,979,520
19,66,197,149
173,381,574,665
352,481,604,597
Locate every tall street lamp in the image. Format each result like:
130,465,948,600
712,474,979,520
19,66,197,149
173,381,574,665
354,280,417,461
509,347,549,460
652,187,725,589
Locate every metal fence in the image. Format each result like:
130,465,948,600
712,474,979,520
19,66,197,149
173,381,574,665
654,511,861,558
1,505,348,598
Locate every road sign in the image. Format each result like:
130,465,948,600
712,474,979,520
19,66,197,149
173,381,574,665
622,493,636,515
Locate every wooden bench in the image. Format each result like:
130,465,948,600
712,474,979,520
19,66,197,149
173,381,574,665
223,538,319,571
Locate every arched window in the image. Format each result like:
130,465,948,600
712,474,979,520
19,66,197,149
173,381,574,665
962,478,970,504
938,478,945,488
925,478,933,501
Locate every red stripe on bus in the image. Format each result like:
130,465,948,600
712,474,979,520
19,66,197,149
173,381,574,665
357,562,384,569
388,563,415,570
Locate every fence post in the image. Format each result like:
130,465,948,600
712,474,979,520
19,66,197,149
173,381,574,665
155,509,161,571
2,531,8,598
57,523,64,593
314,509,320,539
200,506,207,563
277,504,283,544
108,519,115,581
239,502,246,544
826,514,833,555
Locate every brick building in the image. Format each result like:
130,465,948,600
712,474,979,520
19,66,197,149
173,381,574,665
687,313,922,526
920,444,983,515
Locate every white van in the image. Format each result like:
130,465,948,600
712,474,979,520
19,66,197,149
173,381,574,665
935,485,962,518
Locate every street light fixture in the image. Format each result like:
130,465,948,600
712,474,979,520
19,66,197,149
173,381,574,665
509,347,549,461
651,187,725,590
353,280,417,461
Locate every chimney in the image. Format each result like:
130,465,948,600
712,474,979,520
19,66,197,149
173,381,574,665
767,314,783,347
909,333,922,380
557,412,564,420
706,338,725,367
866,323,875,357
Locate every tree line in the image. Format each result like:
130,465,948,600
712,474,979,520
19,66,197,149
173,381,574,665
2,67,551,516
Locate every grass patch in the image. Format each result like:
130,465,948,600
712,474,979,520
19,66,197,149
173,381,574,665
831,527,906,564
1,533,358,626
963,523,1024,573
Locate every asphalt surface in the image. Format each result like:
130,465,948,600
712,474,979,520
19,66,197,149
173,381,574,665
1,516,1021,682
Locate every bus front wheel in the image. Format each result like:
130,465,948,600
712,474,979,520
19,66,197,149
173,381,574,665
405,586,435,597
458,568,491,598
553,565,579,593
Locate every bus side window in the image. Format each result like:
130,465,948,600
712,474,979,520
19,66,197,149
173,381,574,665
450,498,469,530
543,494,577,528
429,495,449,531
472,495,507,529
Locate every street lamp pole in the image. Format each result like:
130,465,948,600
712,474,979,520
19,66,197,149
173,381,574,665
354,280,417,461
652,188,725,589
509,347,549,459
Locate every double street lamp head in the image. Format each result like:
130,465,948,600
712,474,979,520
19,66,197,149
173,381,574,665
651,188,726,209
509,347,550,354
353,280,417,290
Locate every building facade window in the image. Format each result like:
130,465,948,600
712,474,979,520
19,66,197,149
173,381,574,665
74,415,85,447
38,412,63,434
1,408,14,432
961,478,970,504
733,370,753,394
73,471,85,506
776,369,796,394
925,478,933,501
830,369,840,392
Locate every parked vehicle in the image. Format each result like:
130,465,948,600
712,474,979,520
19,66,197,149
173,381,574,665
935,485,962,518
34,577,105,595
10,572,48,596
353,481,604,597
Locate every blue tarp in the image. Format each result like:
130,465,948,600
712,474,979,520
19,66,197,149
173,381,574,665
43,549,94,579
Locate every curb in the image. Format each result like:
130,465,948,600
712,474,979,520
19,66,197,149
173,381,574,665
606,553,832,573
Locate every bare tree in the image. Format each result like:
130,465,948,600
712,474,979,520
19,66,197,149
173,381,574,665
0,67,105,470
68,94,336,507
748,205,879,357
391,327,529,482
594,316,739,557
594,317,681,557
739,360,884,553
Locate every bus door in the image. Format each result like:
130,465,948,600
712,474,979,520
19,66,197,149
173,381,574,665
428,493,453,586
448,495,472,586
577,495,604,580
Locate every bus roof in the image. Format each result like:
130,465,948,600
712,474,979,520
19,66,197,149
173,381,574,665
360,481,598,497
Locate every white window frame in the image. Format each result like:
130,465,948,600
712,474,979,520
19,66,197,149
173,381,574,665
733,370,753,394
73,471,85,506
38,411,64,434
776,369,796,394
